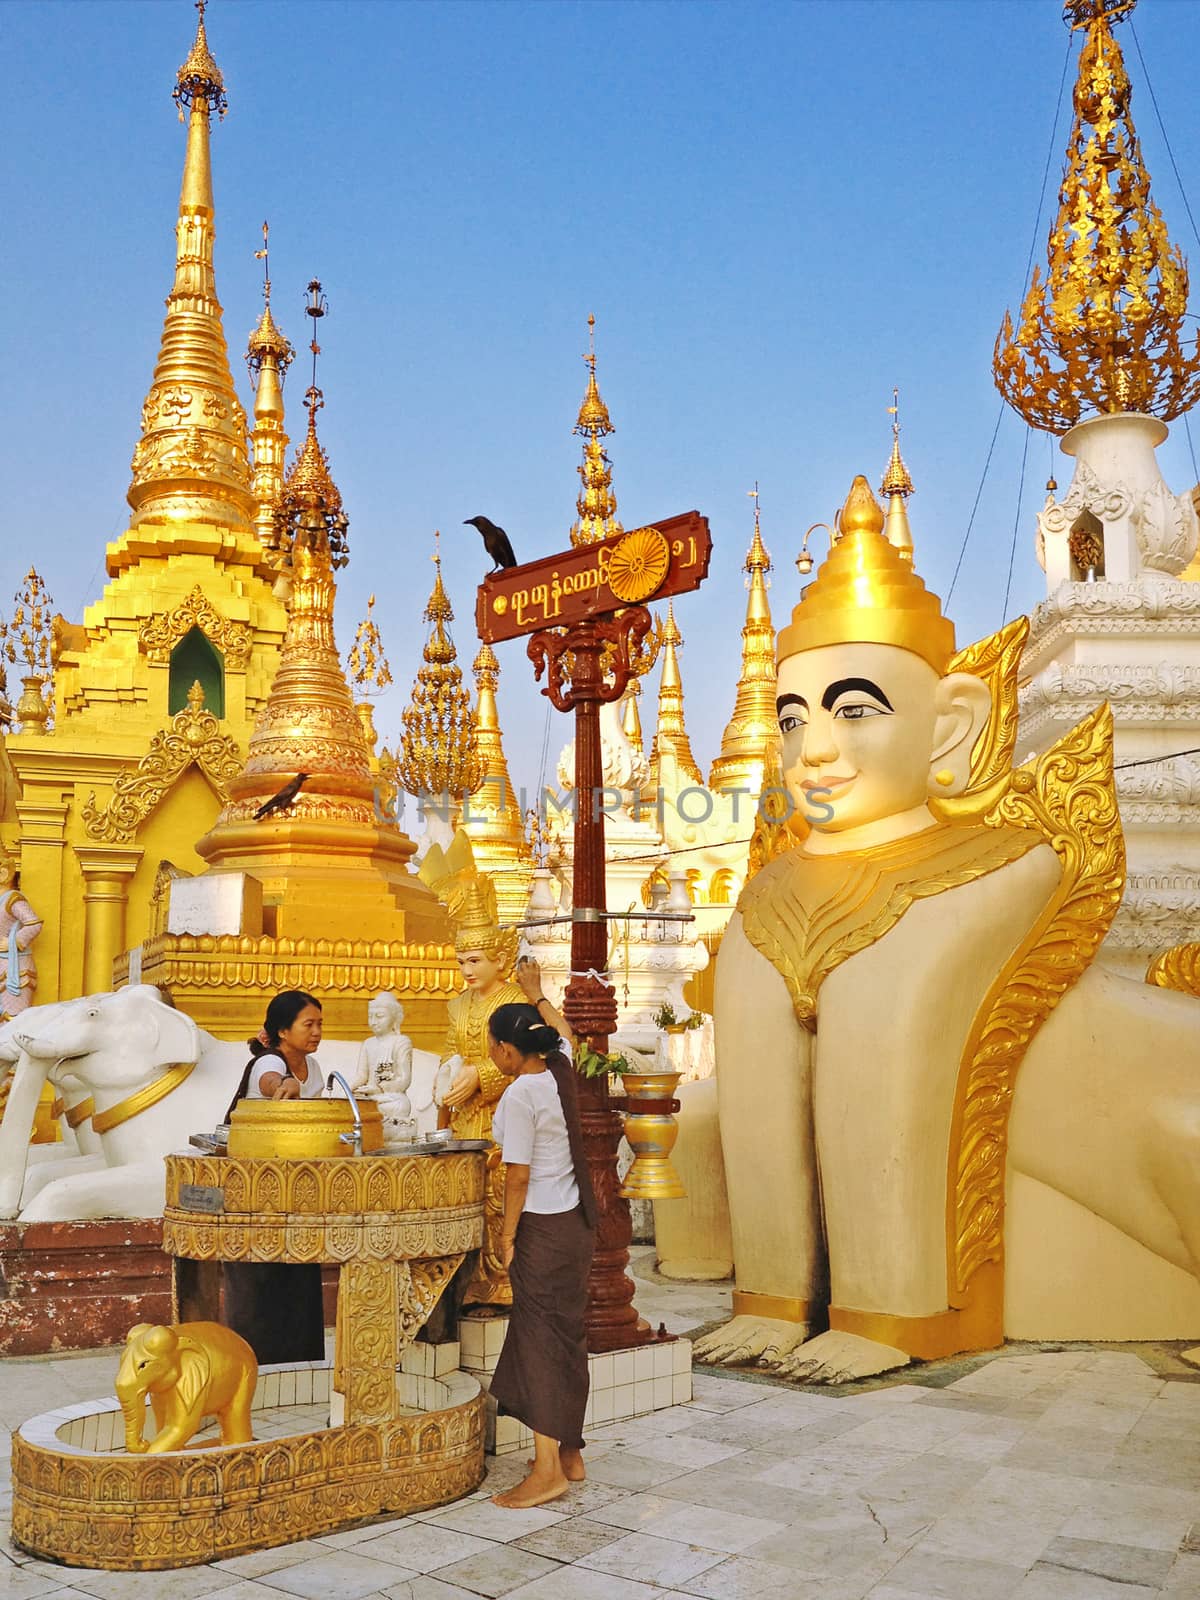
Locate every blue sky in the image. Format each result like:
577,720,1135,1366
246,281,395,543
5,0,1200,796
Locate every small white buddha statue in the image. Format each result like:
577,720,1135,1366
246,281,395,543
355,991,413,1138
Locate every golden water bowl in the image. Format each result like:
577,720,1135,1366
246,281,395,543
227,1097,384,1159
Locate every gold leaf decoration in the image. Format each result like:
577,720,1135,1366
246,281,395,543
950,704,1125,1298
138,585,253,667
81,683,244,843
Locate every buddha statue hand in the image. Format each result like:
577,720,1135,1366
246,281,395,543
433,1054,463,1107
442,1058,481,1109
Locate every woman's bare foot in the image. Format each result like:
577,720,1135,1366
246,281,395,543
492,1467,569,1508
524,1446,586,1483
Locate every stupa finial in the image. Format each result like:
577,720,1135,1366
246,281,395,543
174,0,227,122
246,222,295,557
126,0,252,535
879,389,915,563
994,0,1200,430
570,314,623,547
709,485,779,795
396,539,484,800
272,280,349,570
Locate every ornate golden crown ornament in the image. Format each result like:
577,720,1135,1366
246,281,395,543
418,830,518,968
396,538,484,801
994,0,1200,431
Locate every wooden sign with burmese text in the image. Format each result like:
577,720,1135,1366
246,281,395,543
475,511,712,643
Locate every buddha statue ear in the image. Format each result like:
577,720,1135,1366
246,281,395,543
927,672,992,798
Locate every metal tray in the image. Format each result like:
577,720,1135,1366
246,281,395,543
382,1137,491,1156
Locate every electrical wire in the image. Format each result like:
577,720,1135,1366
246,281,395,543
1129,22,1200,255
947,35,1074,606
1002,425,1031,622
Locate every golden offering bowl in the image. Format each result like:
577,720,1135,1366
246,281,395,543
228,1096,385,1159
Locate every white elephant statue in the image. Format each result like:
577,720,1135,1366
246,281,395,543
0,986,443,1222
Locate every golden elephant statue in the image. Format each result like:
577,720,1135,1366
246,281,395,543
115,1321,257,1454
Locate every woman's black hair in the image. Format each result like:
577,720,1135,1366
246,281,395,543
488,1002,559,1057
248,990,322,1058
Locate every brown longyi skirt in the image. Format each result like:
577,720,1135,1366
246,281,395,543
489,1205,595,1448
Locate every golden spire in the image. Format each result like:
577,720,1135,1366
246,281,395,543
127,0,253,534
708,485,780,796
621,679,645,759
879,388,915,563
994,0,1200,431
396,537,485,800
202,389,375,831
569,314,624,547
470,642,517,808
460,642,531,919
647,603,703,792
778,474,955,673
246,222,295,558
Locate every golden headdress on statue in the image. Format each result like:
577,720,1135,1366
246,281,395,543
418,830,519,969
777,476,955,674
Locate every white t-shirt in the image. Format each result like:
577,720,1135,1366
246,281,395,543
246,1052,325,1100
492,1070,581,1216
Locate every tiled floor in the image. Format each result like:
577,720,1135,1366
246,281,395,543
4,1253,1200,1598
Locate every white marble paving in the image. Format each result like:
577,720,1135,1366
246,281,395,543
4,1252,1200,1598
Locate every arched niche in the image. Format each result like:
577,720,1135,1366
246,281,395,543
169,627,225,718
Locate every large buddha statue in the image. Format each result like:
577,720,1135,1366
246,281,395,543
695,476,1200,1382
419,831,524,1309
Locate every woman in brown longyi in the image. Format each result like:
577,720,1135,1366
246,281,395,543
486,995,597,1508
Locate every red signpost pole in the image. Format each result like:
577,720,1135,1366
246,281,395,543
478,512,712,1353
527,613,654,1352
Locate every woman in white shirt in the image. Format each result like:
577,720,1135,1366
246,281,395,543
487,999,597,1509
222,990,327,1363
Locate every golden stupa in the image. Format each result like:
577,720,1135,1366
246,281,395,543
708,489,781,798
143,348,455,1043
645,603,704,795
461,642,532,926
0,6,289,1002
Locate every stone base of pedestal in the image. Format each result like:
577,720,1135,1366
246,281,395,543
453,1316,693,1454
0,1221,342,1355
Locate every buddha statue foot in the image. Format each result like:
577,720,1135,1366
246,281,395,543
692,1314,811,1367
768,1329,911,1384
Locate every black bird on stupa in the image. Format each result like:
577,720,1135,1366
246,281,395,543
253,773,309,821
464,516,517,571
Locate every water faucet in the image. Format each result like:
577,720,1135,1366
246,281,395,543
327,1071,364,1156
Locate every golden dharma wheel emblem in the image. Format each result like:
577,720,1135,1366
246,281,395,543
492,594,508,615
607,526,670,602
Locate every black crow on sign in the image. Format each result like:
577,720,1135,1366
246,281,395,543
253,773,309,821
464,516,517,571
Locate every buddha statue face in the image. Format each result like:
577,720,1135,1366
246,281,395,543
776,641,990,852
367,994,403,1037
